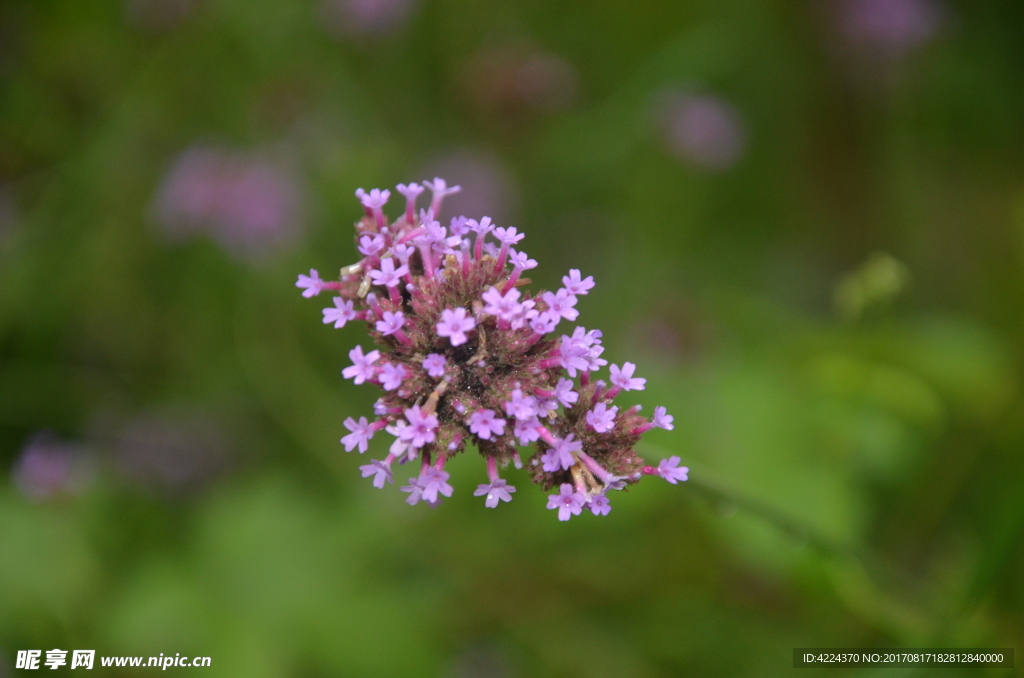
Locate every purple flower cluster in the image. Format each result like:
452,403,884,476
297,179,685,519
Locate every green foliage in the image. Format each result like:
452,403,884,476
2,0,1023,675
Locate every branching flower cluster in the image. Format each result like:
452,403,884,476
297,179,687,519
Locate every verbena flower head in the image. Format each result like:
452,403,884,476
297,179,687,519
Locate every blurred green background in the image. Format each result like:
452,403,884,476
2,0,1023,675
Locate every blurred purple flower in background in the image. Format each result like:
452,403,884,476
839,0,941,59
113,410,234,496
154,145,303,260
420,150,519,222
659,92,746,172
124,0,198,32
461,45,579,125
12,433,93,501
319,0,415,39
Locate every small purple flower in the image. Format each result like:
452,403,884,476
296,269,324,297
414,219,448,247
341,416,375,452
423,177,462,216
373,399,390,416
586,403,618,433
360,459,393,488
536,397,557,414
323,297,357,328
562,269,594,296
552,378,578,407
610,362,646,391
514,417,541,445
585,350,607,373
397,182,424,200
559,327,607,376
396,182,424,219
652,406,674,430
493,226,524,246
504,388,538,421
473,478,516,508
588,494,611,516
507,299,538,331
418,467,454,503
541,434,581,472
357,187,390,210
359,233,386,256
468,409,506,440
400,406,438,448
541,288,579,322
379,362,409,391
391,243,414,263
376,310,406,336
386,422,416,462
422,353,447,378
657,456,689,484
539,449,562,473
342,346,381,384
370,258,409,288
436,307,476,346
482,286,523,323
546,483,586,521
530,312,559,335
509,249,537,270
449,216,470,236
401,476,425,505
423,178,461,198
466,216,493,236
